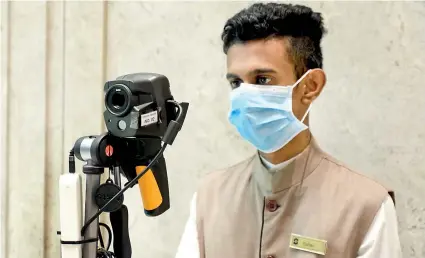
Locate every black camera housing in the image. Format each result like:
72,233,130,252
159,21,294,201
103,73,177,138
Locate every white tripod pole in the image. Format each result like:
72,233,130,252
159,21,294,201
59,159,103,258
59,173,83,258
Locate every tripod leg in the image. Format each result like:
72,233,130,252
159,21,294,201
110,205,132,258
82,173,101,258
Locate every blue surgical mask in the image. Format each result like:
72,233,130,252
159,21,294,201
228,70,312,153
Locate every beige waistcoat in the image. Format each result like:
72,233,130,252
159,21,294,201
195,138,394,258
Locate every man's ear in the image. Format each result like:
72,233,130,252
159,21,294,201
302,69,326,105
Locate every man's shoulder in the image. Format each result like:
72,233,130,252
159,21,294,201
321,152,394,203
197,155,255,188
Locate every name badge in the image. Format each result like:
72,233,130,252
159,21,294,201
289,233,327,255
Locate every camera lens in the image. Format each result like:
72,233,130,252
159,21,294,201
105,84,132,117
111,92,126,108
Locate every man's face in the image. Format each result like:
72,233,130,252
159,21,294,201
225,37,325,122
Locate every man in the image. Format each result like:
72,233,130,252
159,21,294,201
176,3,402,258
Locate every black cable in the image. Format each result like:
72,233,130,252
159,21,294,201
97,223,115,258
81,144,168,235
99,222,112,251
97,248,116,258
162,100,184,146
167,100,183,123
82,100,186,236
98,225,105,249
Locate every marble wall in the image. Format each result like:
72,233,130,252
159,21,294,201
1,1,424,258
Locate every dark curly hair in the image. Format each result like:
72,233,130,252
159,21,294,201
221,3,327,79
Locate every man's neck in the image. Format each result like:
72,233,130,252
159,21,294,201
260,130,311,165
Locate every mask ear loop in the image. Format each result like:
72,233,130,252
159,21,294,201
293,69,312,89
298,71,313,195
298,70,313,123
294,71,314,195
301,104,312,123
295,69,312,196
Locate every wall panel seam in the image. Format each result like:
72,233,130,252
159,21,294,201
0,1,11,258
43,2,51,257
101,0,108,133
61,0,66,173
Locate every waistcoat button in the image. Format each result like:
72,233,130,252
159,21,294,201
266,200,278,212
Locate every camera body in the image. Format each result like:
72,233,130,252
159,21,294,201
103,73,177,138
61,72,188,258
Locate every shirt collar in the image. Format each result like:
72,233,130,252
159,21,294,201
259,153,300,172
252,137,325,195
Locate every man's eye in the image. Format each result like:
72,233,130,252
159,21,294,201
229,80,241,89
256,76,271,85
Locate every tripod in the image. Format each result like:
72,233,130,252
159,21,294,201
59,147,134,258
57,72,189,258
58,101,188,258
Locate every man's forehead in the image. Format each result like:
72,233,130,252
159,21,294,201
226,37,293,75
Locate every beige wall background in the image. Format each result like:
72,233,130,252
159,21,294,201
1,1,424,258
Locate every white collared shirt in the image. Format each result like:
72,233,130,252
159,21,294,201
175,157,402,258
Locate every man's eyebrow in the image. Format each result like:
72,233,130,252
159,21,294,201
226,68,277,80
226,73,239,80
250,68,277,75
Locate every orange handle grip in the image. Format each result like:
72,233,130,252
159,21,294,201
135,166,163,211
